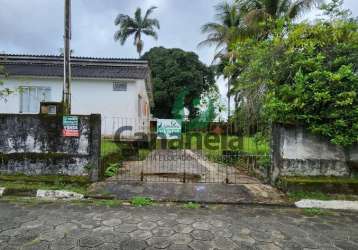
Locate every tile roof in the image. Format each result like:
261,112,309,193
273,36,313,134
0,54,149,79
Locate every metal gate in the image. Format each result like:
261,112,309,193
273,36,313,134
100,117,270,184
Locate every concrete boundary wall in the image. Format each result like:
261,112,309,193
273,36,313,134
271,124,357,183
0,114,101,181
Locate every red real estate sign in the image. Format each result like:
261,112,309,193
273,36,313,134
62,116,80,137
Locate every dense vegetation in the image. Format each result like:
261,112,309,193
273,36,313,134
229,3,357,146
202,0,358,147
142,47,217,119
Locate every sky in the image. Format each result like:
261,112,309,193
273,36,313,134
0,0,357,104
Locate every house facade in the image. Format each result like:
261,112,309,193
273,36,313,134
0,54,153,138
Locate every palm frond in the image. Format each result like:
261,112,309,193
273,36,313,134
144,6,158,21
142,29,158,40
134,7,142,24
114,14,129,26
287,0,322,19
142,18,160,29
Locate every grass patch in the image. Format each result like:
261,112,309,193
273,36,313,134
279,176,358,195
182,202,200,209
302,208,332,216
0,175,89,195
101,139,120,157
281,176,358,184
92,199,122,207
131,196,153,207
288,191,358,202
139,149,151,160
288,191,331,202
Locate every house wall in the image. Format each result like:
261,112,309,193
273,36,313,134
0,77,151,137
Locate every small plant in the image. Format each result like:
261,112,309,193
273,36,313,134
182,202,200,209
288,191,330,202
105,163,121,177
131,196,153,207
303,208,330,216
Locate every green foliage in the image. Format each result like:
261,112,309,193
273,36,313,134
142,47,216,118
302,208,331,216
93,199,122,207
228,10,358,146
182,202,200,209
104,163,122,177
288,191,330,201
131,196,153,207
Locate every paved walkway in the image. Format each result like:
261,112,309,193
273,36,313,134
1,200,358,249
113,149,261,184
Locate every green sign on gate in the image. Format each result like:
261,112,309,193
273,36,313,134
157,119,182,140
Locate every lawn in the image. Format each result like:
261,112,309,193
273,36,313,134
161,133,270,156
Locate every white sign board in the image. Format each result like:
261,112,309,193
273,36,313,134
157,119,182,140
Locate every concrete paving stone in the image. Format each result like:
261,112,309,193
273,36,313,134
119,239,147,250
152,227,175,237
130,229,152,240
172,224,193,234
0,201,358,250
192,222,211,230
50,238,77,250
168,245,192,250
146,237,172,249
169,233,193,245
334,240,358,250
255,243,281,250
157,219,178,227
79,235,104,248
212,236,238,250
138,221,157,230
122,217,143,224
191,229,214,241
114,223,138,233
175,218,195,225
102,218,122,226
189,240,216,250
22,240,50,250
96,243,121,250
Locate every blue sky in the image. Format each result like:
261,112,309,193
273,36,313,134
0,0,357,104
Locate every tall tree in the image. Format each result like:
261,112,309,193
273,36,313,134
199,1,246,119
236,0,322,24
114,6,160,57
142,47,216,119
199,1,246,61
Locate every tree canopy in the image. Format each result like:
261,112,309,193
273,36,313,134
226,1,358,146
142,47,217,119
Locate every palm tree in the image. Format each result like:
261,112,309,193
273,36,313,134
199,2,246,61
236,0,322,23
114,6,160,57
199,2,247,119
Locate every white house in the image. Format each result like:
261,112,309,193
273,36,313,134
0,54,153,139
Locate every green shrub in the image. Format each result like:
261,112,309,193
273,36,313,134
131,196,153,207
104,163,121,177
182,202,200,209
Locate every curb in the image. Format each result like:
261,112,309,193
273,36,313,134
0,187,84,200
295,199,358,211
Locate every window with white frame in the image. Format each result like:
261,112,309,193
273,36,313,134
19,86,51,113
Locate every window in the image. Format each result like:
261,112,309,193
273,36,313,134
138,95,142,118
20,86,51,113
113,82,127,91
